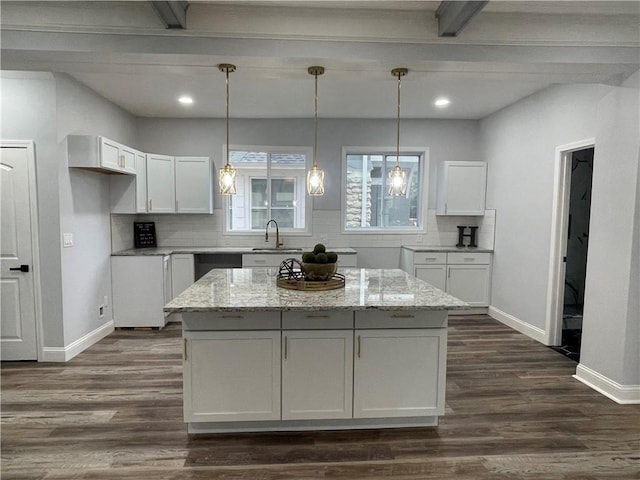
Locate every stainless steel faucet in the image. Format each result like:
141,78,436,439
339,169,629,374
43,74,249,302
265,219,283,248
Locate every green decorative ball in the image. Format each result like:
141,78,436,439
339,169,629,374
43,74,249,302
302,252,316,263
326,252,338,264
315,252,328,264
313,243,326,254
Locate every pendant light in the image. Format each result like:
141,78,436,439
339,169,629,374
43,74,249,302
218,63,237,195
306,66,325,196
388,67,408,196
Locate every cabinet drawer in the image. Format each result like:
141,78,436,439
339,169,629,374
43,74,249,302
413,252,446,265
446,252,491,265
243,254,291,268
182,311,281,331
355,310,447,329
282,310,353,329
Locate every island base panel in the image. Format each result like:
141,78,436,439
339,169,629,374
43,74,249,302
187,416,438,434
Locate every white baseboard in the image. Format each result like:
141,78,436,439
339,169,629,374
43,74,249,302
488,306,547,344
41,320,114,362
574,363,640,404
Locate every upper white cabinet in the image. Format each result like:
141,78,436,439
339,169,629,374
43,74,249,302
436,161,487,216
175,156,213,214
146,153,176,213
110,150,148,213
68,135,136,175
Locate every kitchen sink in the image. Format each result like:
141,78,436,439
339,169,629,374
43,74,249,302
251,247,303,253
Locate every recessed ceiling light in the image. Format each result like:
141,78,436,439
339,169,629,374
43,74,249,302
178,96,194,105
434,97,451,108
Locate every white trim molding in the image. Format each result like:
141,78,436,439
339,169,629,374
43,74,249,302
41,321,114,362
574,364,640,405
488,306,547,344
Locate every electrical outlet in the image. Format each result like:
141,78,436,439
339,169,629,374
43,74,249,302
98,305,105,318
63,233,74,248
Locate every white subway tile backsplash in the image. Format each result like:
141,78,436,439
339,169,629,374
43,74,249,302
111,208,495,252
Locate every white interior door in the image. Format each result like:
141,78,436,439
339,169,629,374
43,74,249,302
1,144,38,360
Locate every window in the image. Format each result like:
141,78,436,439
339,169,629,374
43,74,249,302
226,147,311,233
343,150,427,231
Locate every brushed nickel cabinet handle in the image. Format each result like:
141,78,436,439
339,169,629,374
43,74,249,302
149,199,152,211
220,315,244,319
357,335,361,358
391,314,415,318
184,338,188,361
284,336,288,360
305,314,329,319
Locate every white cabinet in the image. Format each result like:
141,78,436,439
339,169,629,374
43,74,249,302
400,248,492,306
111,255,171,327
353,328,446,418
243,252,357,269
146,153,175,213
282,329,353,420
436,161,487,216
175,156,213,214
110,150,148,213
171,253,195,299
68,135,136,174
183,330,281,422
446,252,491,307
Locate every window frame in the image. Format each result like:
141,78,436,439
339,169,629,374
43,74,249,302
341,146,429,234
223,144,313,236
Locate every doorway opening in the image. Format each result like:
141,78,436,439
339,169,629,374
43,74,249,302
545,139,595,362
554,148,594,361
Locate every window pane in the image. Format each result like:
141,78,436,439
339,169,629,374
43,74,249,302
227,149,308,232
345,153,422,230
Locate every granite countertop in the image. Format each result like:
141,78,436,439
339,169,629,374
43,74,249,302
402,245,494,253
164,268,468,313
112,247,358,256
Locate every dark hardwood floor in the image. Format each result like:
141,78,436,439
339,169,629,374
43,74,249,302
2,316,639,479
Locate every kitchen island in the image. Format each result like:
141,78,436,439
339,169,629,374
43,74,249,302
164,268,467,433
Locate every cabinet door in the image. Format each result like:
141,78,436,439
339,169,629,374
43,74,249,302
414,265,446,290
446,265,491,306
120,145,137,175
111,256,167,327
100,137,121,171
135,152,147,213
183,330,281,422
147,154,175,213
282,330,353,420
437,161,487,216
353,329,446,418
175,156,212,214
171,254,195,299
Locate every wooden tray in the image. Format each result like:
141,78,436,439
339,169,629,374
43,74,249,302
277,273,345,291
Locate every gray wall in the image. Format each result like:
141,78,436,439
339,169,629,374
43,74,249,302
1,72,65,346
55,74,137,344
136,117,481,212
481,80,639,386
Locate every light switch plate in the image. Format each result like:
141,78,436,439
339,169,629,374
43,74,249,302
63,233,74,248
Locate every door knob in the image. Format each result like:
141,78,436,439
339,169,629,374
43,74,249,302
9,264,29,272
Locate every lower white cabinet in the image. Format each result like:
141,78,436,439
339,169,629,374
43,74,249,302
353,328,446,418
282,330,353,420
183,330,281,422
171,253,195,299
400,248,491,306
111,255,171,327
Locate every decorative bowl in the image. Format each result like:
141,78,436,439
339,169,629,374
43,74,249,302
301,262,337,281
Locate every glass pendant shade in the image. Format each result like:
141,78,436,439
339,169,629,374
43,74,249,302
218,162,237,195
389,67,408,197
306,164,325,196
388,164,407,196
307,66,325,196
218,63,237,195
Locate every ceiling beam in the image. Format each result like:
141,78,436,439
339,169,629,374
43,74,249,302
436,1,488,37
150,1,189,29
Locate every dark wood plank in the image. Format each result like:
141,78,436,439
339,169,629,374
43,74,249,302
2,317,639,479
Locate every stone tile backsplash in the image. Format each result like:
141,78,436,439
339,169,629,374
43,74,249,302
111,210,495,252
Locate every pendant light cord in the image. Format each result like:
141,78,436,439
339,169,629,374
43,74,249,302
314,72,319,168
396,71,401,167
225,67,230,168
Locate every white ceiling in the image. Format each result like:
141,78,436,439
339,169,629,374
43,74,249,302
1,1,638,119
